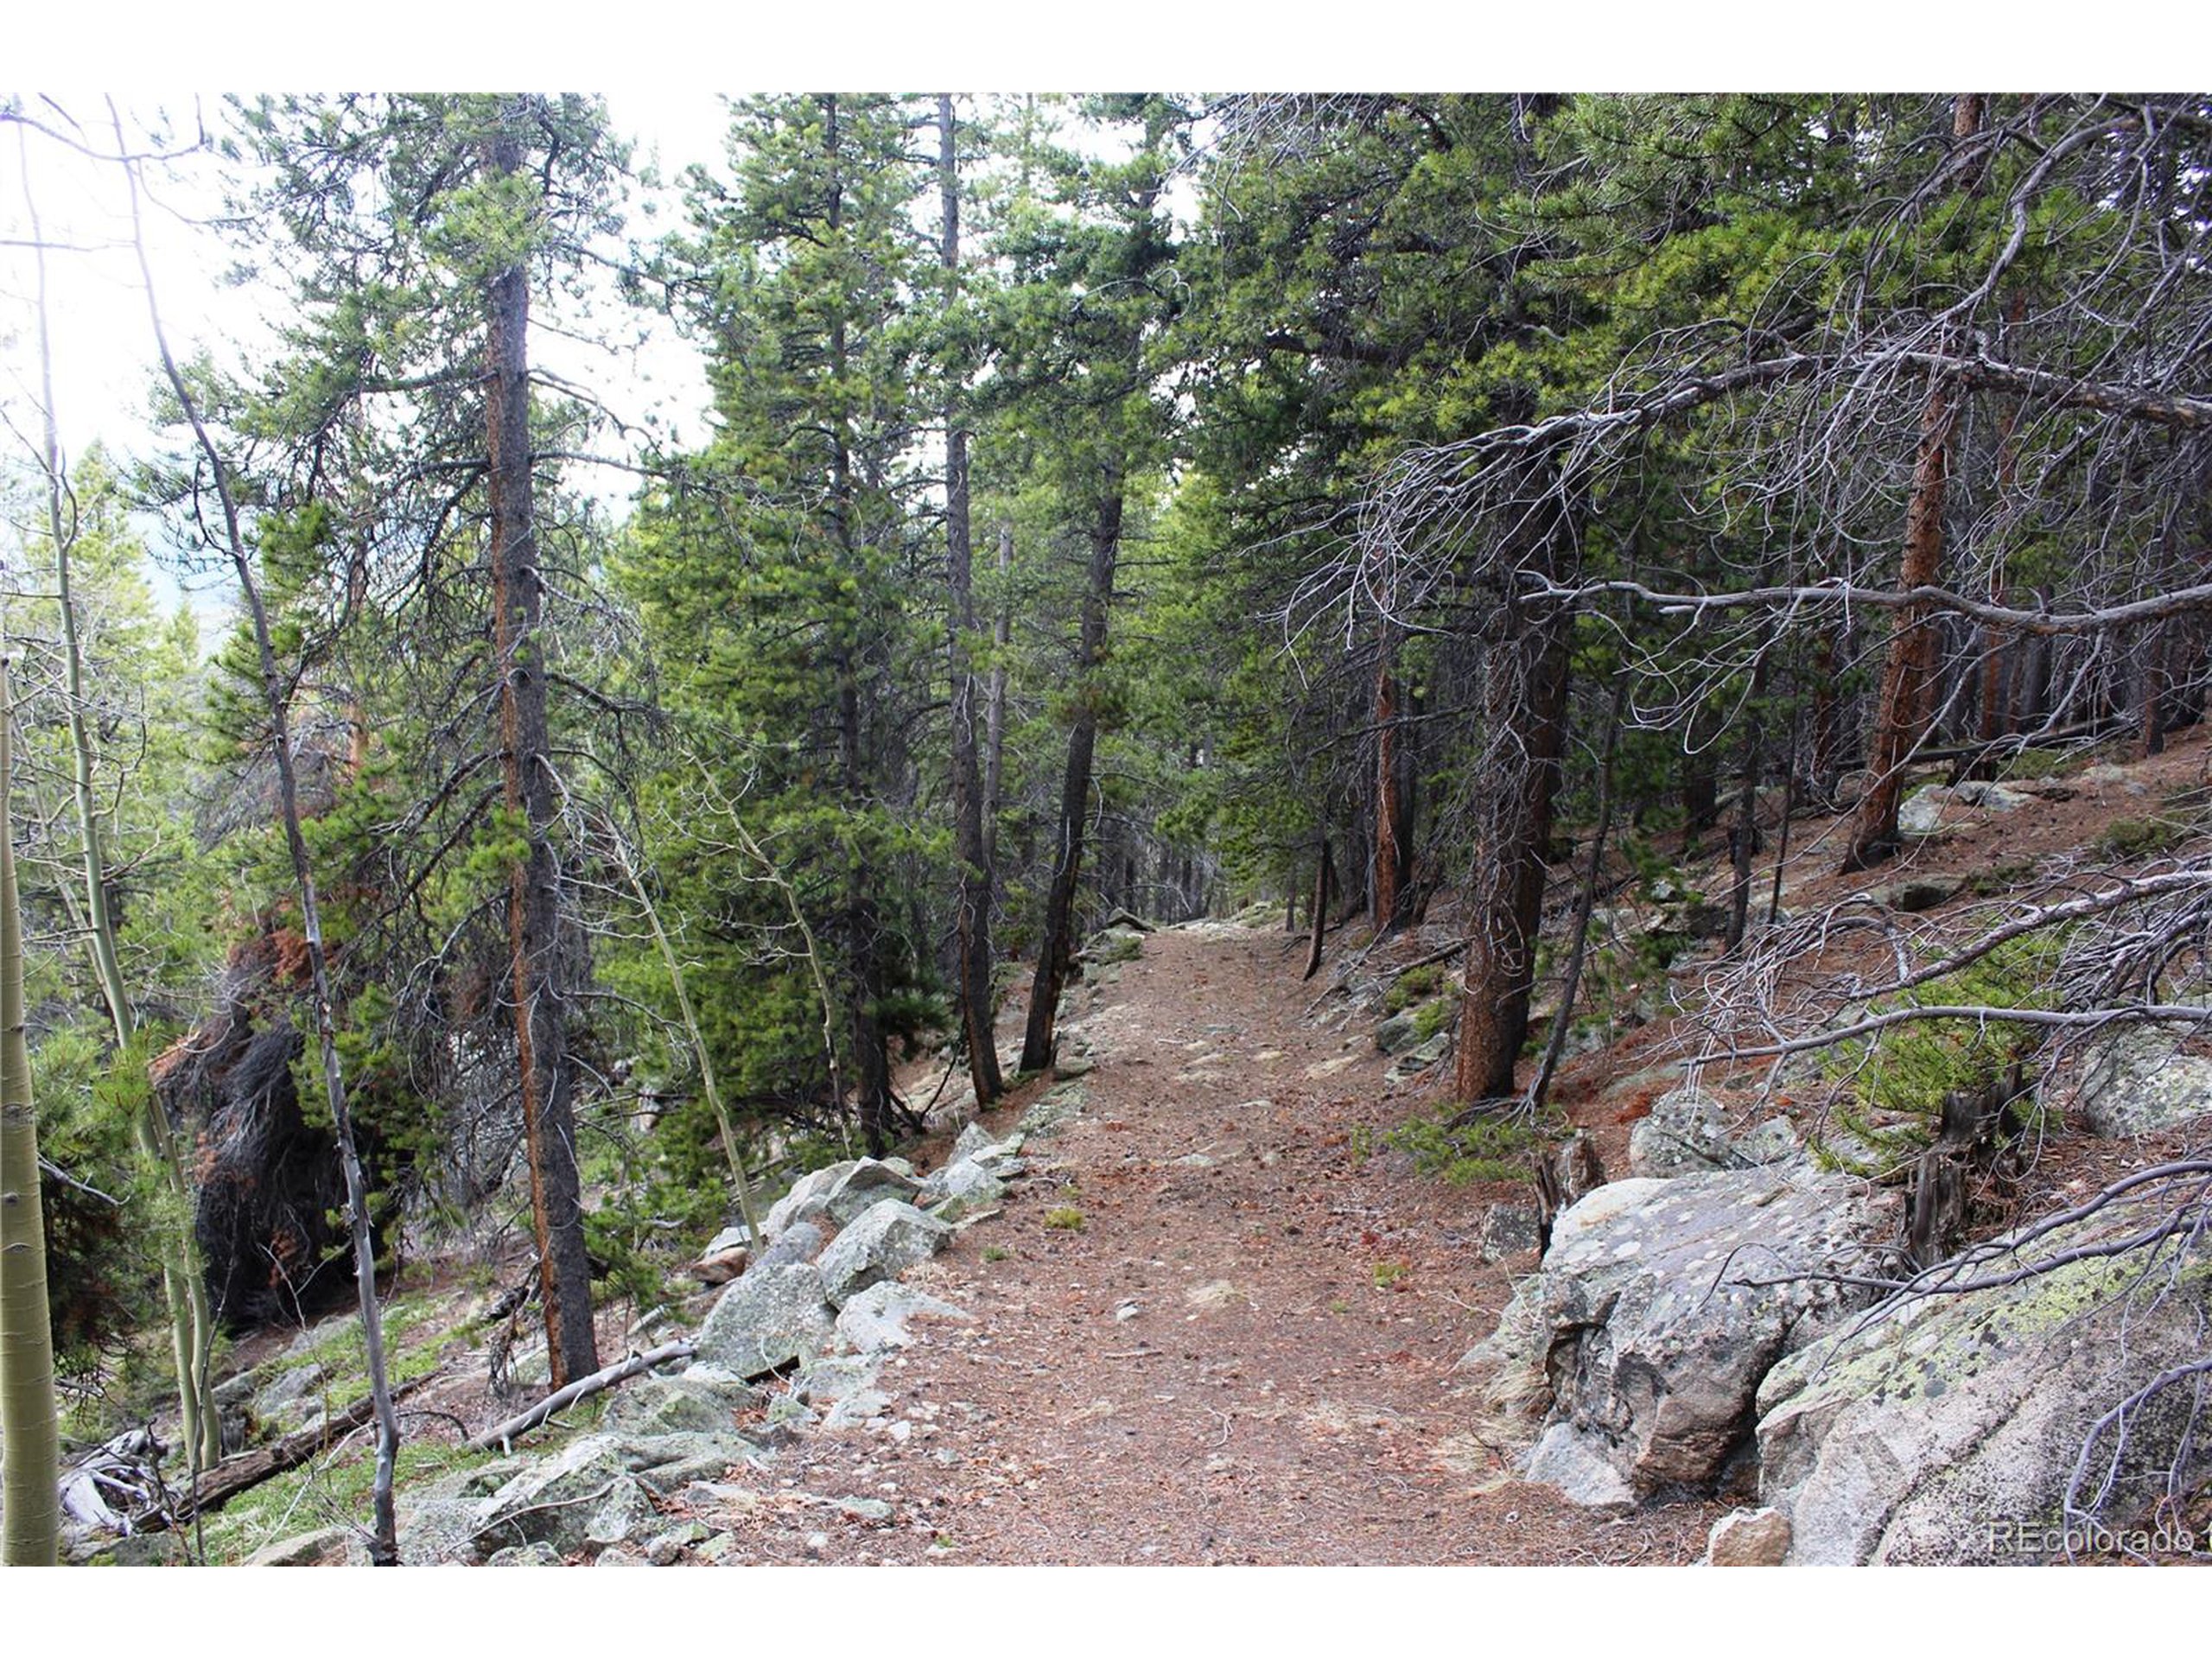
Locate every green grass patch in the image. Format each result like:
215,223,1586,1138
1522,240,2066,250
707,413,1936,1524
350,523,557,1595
194,1438,497,1565
1043,1206,1085,1231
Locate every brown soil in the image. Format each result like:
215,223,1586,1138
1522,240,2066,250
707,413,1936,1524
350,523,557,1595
681,919,1720,1566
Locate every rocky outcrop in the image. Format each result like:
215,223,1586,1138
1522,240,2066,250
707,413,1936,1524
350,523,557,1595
691,1262,837,1377
1753,1204,2212,1563
1898,779,2031,837
1520,1166,1895,1503
1627,1087,1801,1179
2071,1027,2212,1136
762,1158,924,1238
917,1156,1005,1220
815,1199,953,1306
1084,925,1147,968
833,1280,972,1354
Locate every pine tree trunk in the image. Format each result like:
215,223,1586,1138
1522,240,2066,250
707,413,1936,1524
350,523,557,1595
939,95,1004,1107
983,523,1013,884
1455,607,1571,1104
0,658,60,1567
486,117,597,1391
1374,656,1403,931
1020,475,1122,1073
1843,96,1983,872
1843,359,1958,872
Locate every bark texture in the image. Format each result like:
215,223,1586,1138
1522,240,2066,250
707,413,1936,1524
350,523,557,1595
486,116,598,1389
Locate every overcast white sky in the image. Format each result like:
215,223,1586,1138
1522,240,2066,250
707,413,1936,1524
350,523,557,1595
1,10,2177,619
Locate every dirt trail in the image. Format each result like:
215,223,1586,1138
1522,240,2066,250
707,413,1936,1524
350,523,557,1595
698,918,1719,1565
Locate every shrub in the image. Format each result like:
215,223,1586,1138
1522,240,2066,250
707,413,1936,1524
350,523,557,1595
1384,1109,1543,1185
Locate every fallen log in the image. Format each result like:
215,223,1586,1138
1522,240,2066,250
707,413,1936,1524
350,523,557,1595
149,1372,435,1527
469,1339,699,1453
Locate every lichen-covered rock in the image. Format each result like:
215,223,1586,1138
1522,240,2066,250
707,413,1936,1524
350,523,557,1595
1626,1088,1731,1178
1375,1011,1421,1055
2073,1027,2212,1136
245,1525,358,1567
602,1372,752,1437
251,1360,330,1436
952,1122,1024,1166
1532,1167,1892,1497
1387,1030,1452,1082
748,1218,825,1273
1017,1082,1086,1141
692,1262,837,1377
1755,1208,2212,1563
918,1156,1006,1220
833,1280,973,1355
484,1541,565,1566
1900,780,2029,837
1084,925,1146,966
618,1431,766,1495
584,1473,658,1547
815,1199,953,1306
761,1161,857,1238
819,1158,925,1225
1628,1088,1799,1179
1478,1203,1544,1263
469,1434,635,1557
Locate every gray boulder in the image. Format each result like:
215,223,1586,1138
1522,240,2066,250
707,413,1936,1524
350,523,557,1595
748,1218,825,1273
692,1262,837,1377
245,1525,358,1567
1478,1203,1544,1263
1900,780,2029,836
1017,1081,1087,1140
834,1280,973,1355
1386,1029,1452,1082
815,1199,953,1306
1628,1087,1800,1179
1525,1422,1637,1513
762,1161,856,1238
765,1158,924,1235
1375,1011,1421,1055
583,1474,658,1548
602,1371,754,1437
2073,1027,2212,1136
484,1541,566,1566
620,1431,767,1495
469,1434,636,1557
251,1361,330,1436
1755,1205,2212,1563
819,1158,925,1224
918,1156,1006,1220
1530,1167,1892,1497
1626,1087,1731,1177
1083,925,1146,966
952,1121,1021,1165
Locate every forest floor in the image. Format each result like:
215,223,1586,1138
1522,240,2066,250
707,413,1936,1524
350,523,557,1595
681,918,1723,1566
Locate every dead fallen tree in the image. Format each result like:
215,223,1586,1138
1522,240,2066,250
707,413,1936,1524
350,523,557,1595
469,1339,699,1452
175,1374,435,1525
